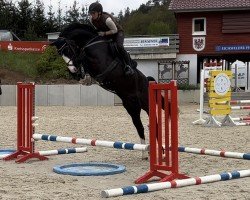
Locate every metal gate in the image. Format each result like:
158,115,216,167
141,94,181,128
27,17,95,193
158,60,190,84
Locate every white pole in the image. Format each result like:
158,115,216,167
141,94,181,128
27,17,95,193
247,62,250,91
193,69,206,125
33,133,149,151
38,147,87,156
101,170,250,198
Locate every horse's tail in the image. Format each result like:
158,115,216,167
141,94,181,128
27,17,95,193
146,76,157,83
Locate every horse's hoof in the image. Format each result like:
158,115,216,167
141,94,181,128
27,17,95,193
141,156,148,160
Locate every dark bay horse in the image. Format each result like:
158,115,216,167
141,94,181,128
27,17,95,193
51,23,158,157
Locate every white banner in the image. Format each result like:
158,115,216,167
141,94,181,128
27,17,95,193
230,60,247,88
124,37,169,48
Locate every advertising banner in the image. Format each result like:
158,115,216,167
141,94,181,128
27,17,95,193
0,41,50,53
124,37,169,48
230,60,247,88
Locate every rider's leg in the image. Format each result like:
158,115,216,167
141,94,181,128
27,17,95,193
115,31,134,76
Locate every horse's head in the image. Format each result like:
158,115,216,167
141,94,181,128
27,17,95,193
51,23,99,76
50,37,80,74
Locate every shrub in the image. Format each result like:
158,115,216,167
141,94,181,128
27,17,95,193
36,46,68,79
178,83,198,90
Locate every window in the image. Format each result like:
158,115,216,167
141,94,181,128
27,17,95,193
192,18,206,35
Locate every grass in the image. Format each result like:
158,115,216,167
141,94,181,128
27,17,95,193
0,51,42,77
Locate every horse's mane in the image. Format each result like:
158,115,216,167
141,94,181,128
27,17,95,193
60,23,97,37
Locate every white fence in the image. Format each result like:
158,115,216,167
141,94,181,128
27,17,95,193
0,84,114,106
0,84,200,106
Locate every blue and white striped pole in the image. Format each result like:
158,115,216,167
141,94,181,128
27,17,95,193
101,170,250,198
178,146,250,160
38,147,87,156
33,134,249,160
33,133,149,151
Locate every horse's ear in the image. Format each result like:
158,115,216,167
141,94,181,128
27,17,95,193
50,41,56,46
50,37,65,47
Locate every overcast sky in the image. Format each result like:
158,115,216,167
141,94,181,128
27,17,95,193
27,0,149,16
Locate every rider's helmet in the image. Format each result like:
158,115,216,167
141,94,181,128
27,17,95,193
89,2,103,13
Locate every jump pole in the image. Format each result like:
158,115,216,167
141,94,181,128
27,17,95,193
178,146,250,160
101,169,250,198
6,147,87,163
192,70,206,125
231,106,250,110
33,133,149,151
231,116,250,121
4,82,88,163
135,81,189,183
32,133,250,160
216,100,250,105
34,81,188,184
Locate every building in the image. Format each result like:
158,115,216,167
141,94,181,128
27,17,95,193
46,32,61,42
0,30,21,41
169,0,250,85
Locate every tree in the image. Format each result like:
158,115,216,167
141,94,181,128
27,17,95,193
32,0,47,39
117,10,123,22
79,5,88,24
64,0,80,23
56,0,64,31
0,0,18,31
122,3,176,35
16,0,33,39
124,7,130,19
46,4,57,33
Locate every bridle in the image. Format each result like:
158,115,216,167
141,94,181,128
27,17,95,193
58,36,103,65
57,38,79,67
59,35,110,79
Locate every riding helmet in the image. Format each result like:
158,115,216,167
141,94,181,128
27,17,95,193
89,2,103,13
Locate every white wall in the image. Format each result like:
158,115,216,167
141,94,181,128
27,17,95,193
137,60,159,82
0,84,202,106
0,84,114,106
176,54,198,85
134,54,198,85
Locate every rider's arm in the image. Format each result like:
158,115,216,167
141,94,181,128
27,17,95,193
105,17,118,35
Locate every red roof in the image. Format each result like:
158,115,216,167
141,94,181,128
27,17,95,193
169,0,250,12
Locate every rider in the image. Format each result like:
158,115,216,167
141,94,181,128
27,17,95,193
88,2,134,76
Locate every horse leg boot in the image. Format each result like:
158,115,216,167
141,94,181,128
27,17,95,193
116,45,134,76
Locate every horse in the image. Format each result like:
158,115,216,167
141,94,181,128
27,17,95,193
50,23,162,158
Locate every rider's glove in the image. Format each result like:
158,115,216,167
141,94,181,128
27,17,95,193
98,32,105,36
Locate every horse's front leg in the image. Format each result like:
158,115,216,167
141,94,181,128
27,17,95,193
131,114,148,160
123,100,148,160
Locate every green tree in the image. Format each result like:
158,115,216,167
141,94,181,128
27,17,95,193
124,7,130,19
117,10,123,22
79,5,88,23
23,25,37,40
32,0,47,39
16,0,33,39
56,0,64,31
122,3,176,36
0,0,18,31
147,22,170,35
46,4,58,33
64,0,80,23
